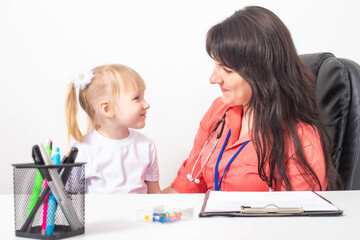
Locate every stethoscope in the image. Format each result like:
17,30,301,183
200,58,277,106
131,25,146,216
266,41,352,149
186,108,229,184
186,108,273,191
186,108,251,190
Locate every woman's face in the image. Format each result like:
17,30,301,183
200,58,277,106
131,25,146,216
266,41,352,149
209,60,252,106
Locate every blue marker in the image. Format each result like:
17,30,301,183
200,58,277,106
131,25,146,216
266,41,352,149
46,147,60,236
52,147,60,165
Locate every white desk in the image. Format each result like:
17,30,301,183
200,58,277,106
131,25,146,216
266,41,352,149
2,191,360,239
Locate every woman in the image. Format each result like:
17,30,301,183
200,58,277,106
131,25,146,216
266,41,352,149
163,6,341,193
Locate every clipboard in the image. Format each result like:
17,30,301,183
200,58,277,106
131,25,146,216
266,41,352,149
199,190,343,217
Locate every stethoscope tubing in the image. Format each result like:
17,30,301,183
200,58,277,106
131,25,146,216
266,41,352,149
187,135,218,183
187,109,228,184
187,108,273,192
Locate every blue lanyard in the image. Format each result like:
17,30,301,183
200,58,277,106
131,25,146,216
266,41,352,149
214,129,250,191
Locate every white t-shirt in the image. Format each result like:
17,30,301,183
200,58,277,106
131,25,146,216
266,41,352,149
74,129,159,194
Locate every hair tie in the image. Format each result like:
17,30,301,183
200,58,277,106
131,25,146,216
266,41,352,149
72,71,94,90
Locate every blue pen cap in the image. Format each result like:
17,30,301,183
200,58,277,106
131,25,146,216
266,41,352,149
52,147,60,165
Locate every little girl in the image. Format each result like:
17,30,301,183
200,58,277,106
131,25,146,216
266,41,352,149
65,64,161,194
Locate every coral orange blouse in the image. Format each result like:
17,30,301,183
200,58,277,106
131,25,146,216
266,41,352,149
171,97,327,193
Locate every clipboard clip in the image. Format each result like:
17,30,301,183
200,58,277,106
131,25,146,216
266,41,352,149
241,204,304,214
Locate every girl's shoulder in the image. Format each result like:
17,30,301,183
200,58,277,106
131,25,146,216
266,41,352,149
75,130,98,146
129,129,156,146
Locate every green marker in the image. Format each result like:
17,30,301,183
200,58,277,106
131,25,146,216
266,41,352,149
27,139,52,230
44,140,52,156
27,171,43,218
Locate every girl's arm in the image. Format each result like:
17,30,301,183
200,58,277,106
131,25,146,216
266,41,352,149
161,186,179,193
146,181,161,194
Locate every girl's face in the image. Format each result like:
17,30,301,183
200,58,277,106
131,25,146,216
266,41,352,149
209,60,252,106
113,85,150,130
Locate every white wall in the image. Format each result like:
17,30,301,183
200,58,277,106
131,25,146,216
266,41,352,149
1,0,359,194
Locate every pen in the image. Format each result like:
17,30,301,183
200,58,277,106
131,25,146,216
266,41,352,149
60,147,78,164
38,144,82,230
60,147,78,185
46,147,60,236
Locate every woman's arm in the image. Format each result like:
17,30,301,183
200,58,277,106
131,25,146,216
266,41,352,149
279,125,327,191
163,98,227,193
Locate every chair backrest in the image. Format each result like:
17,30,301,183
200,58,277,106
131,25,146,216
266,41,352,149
300,52,360,190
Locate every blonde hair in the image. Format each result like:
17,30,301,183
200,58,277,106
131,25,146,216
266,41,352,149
65,64,146,145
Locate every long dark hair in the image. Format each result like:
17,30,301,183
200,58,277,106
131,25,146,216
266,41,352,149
206,6,341,190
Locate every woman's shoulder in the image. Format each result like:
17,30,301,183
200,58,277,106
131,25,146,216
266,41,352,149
291,122,323,151
210,97,227,110
203,97,228,120
295,122,320,140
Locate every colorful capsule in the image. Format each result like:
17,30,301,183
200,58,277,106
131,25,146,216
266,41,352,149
152,211,183,223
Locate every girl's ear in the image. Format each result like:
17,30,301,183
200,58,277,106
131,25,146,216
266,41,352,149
99,100,114,119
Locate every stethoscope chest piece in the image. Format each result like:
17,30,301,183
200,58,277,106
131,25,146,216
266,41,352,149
187,174,200,183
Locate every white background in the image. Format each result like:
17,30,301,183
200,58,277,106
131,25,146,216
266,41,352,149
1,0,359,194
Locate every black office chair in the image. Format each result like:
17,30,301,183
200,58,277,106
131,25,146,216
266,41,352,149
300,52,360,190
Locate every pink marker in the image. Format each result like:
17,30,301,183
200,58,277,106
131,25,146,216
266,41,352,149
41,139,52,235
41,180,50,235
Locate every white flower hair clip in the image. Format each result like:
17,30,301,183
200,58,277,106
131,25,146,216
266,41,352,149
72,71,94,90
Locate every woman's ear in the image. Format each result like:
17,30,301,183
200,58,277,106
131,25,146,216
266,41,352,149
99,100,114,119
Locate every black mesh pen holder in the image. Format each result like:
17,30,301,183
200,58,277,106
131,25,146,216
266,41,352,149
12,163,85,239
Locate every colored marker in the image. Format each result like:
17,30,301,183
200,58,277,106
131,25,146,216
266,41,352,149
27,147,45,231
46,147,60,236
38,144,82,230
41,139,52,235
41,181,50,235
44,139,52,156
52,147,60,165
20,146,75,233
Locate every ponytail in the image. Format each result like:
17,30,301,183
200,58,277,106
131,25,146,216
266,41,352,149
65,83,85,146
